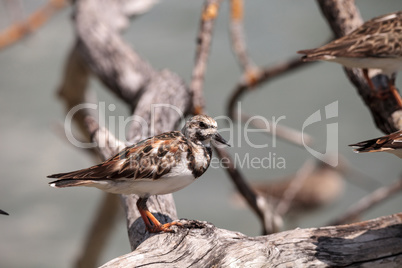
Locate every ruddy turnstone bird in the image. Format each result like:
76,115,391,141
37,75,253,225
48,115,230,232
350,130,402,158
298,11,402,107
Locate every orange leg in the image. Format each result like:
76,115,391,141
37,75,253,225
363,69,375,90
136,197,182,233
363,69,402,108
388,79,402,108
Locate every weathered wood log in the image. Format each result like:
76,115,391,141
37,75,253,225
101,213,402,267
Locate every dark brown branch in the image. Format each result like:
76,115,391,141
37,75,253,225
214,146,282,235
329,177,402,226
191,0,223,115
227,57,309,119
316,0,402,133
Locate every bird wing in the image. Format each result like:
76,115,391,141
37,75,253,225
349,130,402,154
48,131,188,181
298,11,402,60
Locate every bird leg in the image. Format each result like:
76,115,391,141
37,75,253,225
387,75,402,108
136,197,182,233
363,69,402,108
363,69,376,90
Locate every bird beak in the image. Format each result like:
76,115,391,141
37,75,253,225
213,133,231,147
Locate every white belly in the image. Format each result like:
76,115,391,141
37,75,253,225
89,162,196,196
328,56,402,76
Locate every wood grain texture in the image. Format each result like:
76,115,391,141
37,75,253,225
101,213,402,267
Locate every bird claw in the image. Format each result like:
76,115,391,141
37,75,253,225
146,221,183,233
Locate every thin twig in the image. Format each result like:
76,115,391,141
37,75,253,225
214,146,281,235
238,113,313,147
191,0,223,114
329,176,402,226
275,159,316,216
229,0,258,80
227,57,309,119
188,0,279,234
0,0,67,50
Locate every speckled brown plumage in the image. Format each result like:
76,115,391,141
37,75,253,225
49,132,190,181
299,11,402,60
47,115,230,233
298,11,402,107
350,130,402,158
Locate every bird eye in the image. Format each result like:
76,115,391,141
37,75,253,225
199,122,207,129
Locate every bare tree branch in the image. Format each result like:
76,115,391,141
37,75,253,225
275,159,316,216
101,213,402,267
329,177,402,226
191,0,223,114
214,146,282,235
229,0,258,79
0,0,67,50
227,57,309,119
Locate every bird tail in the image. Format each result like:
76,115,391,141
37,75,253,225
349,137,387,153
49,179,94,188
297,49,319,61
297,48,336,62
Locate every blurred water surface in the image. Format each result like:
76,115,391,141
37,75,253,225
1,1,402,267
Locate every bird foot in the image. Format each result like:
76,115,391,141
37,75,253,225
146,221,183,233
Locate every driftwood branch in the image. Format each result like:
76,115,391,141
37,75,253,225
101,213,402,267
316,0,402,133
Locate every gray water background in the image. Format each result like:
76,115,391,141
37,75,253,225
1,1,402,267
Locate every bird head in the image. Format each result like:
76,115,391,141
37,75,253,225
182,115,230,147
